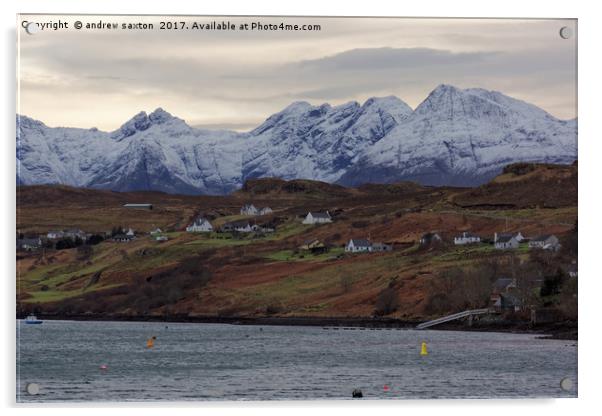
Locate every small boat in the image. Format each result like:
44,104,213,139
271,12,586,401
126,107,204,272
24,314,43,324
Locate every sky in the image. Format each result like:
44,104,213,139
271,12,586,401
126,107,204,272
17,16,577,131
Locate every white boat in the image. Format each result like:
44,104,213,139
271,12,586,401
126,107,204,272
24,314,43,324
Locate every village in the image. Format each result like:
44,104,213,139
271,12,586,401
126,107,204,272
17,196,577,322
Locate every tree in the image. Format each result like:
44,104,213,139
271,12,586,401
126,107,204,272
111,226,125,237
87,234,104,245
561,220,578,258
540,268,566,297
374,286,400,316
558,277,577,320
513,261,541,310
462,267,492,309
55,238,76,250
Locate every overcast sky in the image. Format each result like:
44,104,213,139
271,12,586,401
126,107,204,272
18,16,577,131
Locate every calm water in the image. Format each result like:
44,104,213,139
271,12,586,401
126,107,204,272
16,320,577,402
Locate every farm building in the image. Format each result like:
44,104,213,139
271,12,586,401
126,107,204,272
299,239,328,254
420,232,442,246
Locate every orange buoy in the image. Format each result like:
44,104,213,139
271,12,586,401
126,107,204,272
146,336,156,349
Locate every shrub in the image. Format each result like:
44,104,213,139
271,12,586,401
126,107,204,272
374,287,400,316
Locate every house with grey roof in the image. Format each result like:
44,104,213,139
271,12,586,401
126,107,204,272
186,217,213,233
345,239,372,253
528,235,560,251
220,220,256,233
17,237,42,251
240,204,258,216
302,211,332,225
371,242,393,252
494,232,522,249
240,204,273,216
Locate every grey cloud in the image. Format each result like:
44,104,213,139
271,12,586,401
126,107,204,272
18,18,577,128
297,47,497,71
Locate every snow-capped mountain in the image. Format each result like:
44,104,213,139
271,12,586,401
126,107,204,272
17,108,246,195
243,96,413,183
338,85,577,186
16,85,577,194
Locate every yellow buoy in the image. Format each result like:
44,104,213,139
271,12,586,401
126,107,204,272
420,342,428,356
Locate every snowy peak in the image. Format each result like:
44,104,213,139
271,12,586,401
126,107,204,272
415,84,560,126
361,96,412,118
148,107,175,124
17,86,577,194
111,108,185,141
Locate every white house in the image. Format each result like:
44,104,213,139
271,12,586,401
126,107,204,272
494,233,520,250
302,211,332,225
221,220,255,233
258,207,273,215
126,228,136,238
241,204,272,216
149,228,162,235
346,239,372,253
155,235,169,242
240,204,258,216
454,232,481,245
528,235,560,251
17,238,42,251
495,231,524,242
186,217,213,233
371,242,393,252
47,230,65,239
112,234,133,243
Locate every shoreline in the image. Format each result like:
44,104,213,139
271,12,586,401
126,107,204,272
17,313,577,340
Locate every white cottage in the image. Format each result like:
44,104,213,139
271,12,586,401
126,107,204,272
47,230,65,239
345,239,372,253
240,204,259,216
528,235,560,251
186,217,213,233
494,233,520,250
258,207,273,215
302,211,332,225
454,232,481,245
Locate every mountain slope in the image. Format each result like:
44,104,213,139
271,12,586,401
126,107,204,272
243,96,413,182
337,85,577,187
17,85,577,194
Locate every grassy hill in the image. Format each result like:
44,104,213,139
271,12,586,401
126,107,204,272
16,163,578,321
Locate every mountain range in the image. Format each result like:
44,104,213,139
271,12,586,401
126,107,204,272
16,84,577,195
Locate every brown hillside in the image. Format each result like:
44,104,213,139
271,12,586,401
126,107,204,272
451,162,577,209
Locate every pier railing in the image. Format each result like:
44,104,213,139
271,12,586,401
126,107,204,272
416,308,493,330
